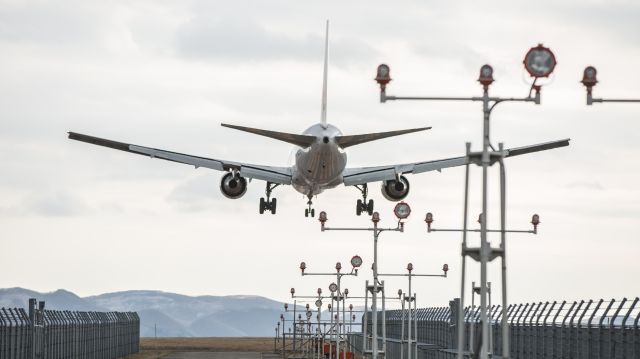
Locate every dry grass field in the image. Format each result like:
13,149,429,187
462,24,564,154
126,337,275,358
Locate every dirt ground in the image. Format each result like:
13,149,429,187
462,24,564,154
126,338,276,358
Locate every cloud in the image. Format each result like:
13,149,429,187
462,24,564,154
174,17,377,66
166,174,221,212
0,190,89,217
564,181,605,190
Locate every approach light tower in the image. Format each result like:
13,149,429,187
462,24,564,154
375,45,565,359
318,202,411,359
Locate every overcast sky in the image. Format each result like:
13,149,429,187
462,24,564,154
1,0,639,310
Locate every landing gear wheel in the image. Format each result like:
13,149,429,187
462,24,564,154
271,198,277,215
260,182,280,215
354,183,372,216
356,199,363,216
305,208,309,217
259,197,265,214
310,208,315,217
367,199,374,215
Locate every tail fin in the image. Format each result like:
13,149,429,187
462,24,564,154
221,123,317,148
335,127,432,149
320,20,329,128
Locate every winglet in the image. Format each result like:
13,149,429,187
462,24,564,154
320,20,329,128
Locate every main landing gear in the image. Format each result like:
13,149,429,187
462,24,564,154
355,184,374,216
305,195,315,218
259,182,279,214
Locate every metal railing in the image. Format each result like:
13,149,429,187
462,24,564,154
358,297,640,359
0,298,139,359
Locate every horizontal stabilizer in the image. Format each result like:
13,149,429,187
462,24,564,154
335,127,431,149
221,123,317,148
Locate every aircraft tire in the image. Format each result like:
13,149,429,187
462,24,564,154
367,200,374,215
305,208,309,217
311,209,315,217
356,199,363,216
259,198,265,214
271,198,277,215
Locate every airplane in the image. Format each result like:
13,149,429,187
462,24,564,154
68,22,570,217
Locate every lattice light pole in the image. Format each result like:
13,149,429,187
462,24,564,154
375,44,568,359
318,202,411,359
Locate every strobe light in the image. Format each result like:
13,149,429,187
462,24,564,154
393,201,411,220
442,263,449,275
350,255,363,268
329,282,338,293
407,262,413,273
290,288,295,297
299,262,306,273
335,262,342,272
524,44,557,78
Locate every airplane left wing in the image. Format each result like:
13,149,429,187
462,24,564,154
343,138,570,186
68,132,292,184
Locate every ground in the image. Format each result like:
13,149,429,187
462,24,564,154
126,337,277,359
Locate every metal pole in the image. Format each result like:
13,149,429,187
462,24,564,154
479,89,491,359
400,294,405,359
407,274,412,359
457,143,471,359
499,152,509,358
293,300,297,353
372,230,379,359
413,293,418,359
470,281,476,355
337,277,341,359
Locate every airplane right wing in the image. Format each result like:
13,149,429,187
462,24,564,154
342,138,570,186
68,132,292,184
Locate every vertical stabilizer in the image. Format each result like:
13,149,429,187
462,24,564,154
320,20,329,128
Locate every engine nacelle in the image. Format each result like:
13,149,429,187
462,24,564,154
381,175,410,201
220,172,248,199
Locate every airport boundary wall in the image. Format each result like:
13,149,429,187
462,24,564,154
0,298,139,359
353,297,640,359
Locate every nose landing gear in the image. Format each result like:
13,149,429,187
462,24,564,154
354,184,374,216
305,195,315,217
259,182,279,214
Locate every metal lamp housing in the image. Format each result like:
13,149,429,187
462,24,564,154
393,201,412,220
350,255,363,268
375,64,391,87
582,66,598,88
478,64,495,87
523,44,557,78
329,282,338,293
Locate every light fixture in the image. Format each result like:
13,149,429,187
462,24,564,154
442,263,449,273
424,212,434,231
371,211,380,224
329,282,338,293
350,255,363,268
523,44,557,78
315,299,323,308
299,262,306,273
335,262,342,272
407,263,413,272
375,64,391,89
393,202,411,220
531,214,540,231
478,64,494,89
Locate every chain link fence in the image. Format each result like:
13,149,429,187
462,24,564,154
353,297,640,359
1,298,139,359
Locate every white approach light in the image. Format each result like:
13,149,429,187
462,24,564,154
350,255,363,268
329,282,338,293
394,201,411,220
523,44,557,78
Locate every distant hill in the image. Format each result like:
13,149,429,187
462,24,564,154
0,288,307,337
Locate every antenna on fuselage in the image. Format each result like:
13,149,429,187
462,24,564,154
320,20,329,129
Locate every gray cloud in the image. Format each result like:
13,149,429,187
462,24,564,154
0,190,89,217
175,17,377,66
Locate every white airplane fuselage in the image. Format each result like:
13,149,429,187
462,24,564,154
291,123,347,197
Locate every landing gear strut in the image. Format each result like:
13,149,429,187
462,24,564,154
304,195,315,218
259,182,279,214
355,184,374,216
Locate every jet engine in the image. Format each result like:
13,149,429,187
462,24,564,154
381,175,410,201
220,172,248,199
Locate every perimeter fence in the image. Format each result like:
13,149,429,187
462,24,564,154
354,297,640,359
0,298,139,359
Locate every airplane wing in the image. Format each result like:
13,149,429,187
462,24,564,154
68,132,292,185
342,138,570,186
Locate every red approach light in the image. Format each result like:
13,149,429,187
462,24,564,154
317,287,322,295
582,66,598,88
299,262,306,273
442,264,449,273
371,212,381,224
407,263,413,272
375,64,391,88
290,288,295,295
478,64,494,89
336,262,342,272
